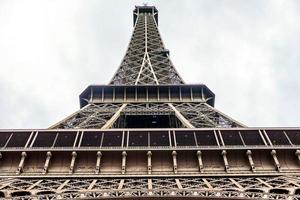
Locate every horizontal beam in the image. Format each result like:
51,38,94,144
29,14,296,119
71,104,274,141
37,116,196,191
0,128,299,150
79,84,215,108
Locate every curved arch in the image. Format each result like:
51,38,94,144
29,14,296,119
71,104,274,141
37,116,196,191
60,190,78,194
294,188,300,195
11,191,31,197
0,191,5,198
223,188,240,192
36,191,56,195
60,190,81,199
245,188,264,193
269,188,289,194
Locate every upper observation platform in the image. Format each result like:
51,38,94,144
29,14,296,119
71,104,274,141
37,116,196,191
133,5,158,26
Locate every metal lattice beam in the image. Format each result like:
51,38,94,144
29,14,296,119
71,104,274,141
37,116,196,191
50,103,124,129
1,176,300,199
110,12,183,85
172,102,245,128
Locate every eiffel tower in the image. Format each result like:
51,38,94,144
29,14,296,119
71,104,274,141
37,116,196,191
1,5,300,200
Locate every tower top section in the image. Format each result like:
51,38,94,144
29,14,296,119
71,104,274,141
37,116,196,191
110,5,183,85
51,5,245,129
133,5,158,26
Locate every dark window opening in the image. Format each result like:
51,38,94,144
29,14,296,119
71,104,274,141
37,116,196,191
148,87,157,99
150,131,170,146
115,87,124,100
175,131,196,146
102,131,122,147
129,131,148,146
104,87,113,100
54,132,77,147
126,87,135,100
93,87,102,99
0,132,12,147
33,132,57,147
80,132,103,147
195,131,217,146
114,114,182,128
192,87,201,99
6,132,31,147
221,130,243,146
181,86,190,99
285,130,300,145
240,130,265,145
159,87,169,99
266,130,290,145
137,87,146,99
170,87,180,99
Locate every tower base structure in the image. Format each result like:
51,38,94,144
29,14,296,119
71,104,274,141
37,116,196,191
0,128,299,199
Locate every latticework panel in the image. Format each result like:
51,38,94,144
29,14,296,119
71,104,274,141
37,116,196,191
51,103,123,129
123,103,172,115
172,102,244,128
1,176,300,199
110,12,183,85
52,102,243,129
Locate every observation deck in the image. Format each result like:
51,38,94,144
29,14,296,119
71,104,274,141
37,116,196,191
0,128,299,178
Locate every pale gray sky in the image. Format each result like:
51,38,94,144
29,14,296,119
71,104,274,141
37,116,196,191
0,0,299,128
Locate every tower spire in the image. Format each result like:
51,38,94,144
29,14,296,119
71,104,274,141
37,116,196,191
110,5,184,85
50,5,245,129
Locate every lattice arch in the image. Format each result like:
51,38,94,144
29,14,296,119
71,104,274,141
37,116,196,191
0,176,299,199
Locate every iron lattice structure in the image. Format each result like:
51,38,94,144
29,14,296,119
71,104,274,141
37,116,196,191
50,6,243,130
1,5,300,200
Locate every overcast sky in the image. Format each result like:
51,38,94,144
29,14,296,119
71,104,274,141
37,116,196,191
0,0,299,128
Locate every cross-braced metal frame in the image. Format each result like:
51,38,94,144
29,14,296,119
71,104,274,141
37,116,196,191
50,5,243,130
1,176,300,199
51,9,244,128
110,8,183,85
2,4,298,200
51,102,244,129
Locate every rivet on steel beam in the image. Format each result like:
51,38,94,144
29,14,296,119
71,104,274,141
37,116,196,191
147,151,152,175
295,150,300,164
69,151,77,174
42,151,52,174
271,150,281,172
95,151,102,174
172,151,178,174
16,152,27,175
121,151,127,174
246,150,256,172
221,150,229,172
196,151,204,172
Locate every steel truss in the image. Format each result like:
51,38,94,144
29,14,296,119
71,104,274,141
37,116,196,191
172,103,244,128
110,10,183,85
5,4,294,200
51,103,123,129
1,176,300,199
52,102,243,129
51,6,244,129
